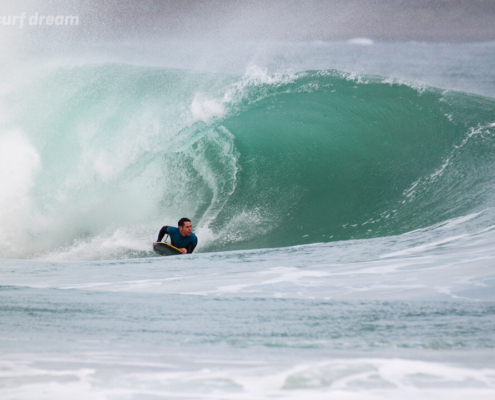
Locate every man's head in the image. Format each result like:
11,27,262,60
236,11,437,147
178,217,192,237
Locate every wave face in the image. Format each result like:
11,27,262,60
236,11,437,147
0,63,494,258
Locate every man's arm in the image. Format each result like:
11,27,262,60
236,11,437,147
155,226,170,244
177,242,195,254
184,235,198,254
185,242,195,254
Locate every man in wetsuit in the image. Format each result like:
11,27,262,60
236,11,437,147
153,218,198,254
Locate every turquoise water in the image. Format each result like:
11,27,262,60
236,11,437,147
1,40,495,399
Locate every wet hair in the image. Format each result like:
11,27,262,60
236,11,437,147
178,217,191,227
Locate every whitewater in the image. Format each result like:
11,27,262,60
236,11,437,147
1,37,495,399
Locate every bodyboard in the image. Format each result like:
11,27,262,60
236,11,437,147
153,242,182,256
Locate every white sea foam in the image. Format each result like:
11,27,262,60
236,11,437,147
0,130,41,257
347,38,374,45
0,130,40,212
1,353,494,400
190,95,226,124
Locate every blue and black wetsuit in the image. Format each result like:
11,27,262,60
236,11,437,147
157,226,198,254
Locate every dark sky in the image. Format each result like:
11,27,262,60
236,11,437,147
1,0,495,44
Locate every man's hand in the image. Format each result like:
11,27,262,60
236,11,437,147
152,242,157,246
180,248,187,254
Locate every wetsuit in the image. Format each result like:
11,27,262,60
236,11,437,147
156,226,198,254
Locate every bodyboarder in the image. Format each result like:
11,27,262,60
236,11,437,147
153,217,198,254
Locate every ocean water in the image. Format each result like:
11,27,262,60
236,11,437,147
1,39,495,399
